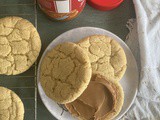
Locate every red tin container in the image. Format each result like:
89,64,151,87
38,0,86,21
87,0,124,11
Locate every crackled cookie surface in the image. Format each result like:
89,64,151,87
40,42,91,104
0,86,24,120
78,35,127,81
0,16,41,75
65,74,124,120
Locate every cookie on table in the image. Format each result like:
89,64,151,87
0,16,41,75
40,42,92,104
0,86,24,120
78,35,127,81
65,74,124,120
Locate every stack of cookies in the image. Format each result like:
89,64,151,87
40,35,127,120
0,16,42,120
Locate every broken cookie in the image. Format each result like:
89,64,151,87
65,74,124,120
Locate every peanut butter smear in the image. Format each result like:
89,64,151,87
65,74,123,120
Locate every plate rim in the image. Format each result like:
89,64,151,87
37,26,139,120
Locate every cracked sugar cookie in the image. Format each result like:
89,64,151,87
40,42,92,104
65,74,124,120
78,35,127,81
0,16,41,75
0,86,24,120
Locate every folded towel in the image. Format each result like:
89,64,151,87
123,0,160,119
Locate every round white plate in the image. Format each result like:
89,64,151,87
37,27,139,120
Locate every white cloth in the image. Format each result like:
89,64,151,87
123,0,160,119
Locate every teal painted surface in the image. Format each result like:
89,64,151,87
0,0,135,119
0,0,34,4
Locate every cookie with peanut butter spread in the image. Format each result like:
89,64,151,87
65,74,124,120
0,16,41,75
40,42,92,104
0,86,24,120
78,35,127,81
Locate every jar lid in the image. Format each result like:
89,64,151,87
87,0,124,11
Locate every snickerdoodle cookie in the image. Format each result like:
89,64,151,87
40,42,92,104
0,86,24,120
78,35,127,81
0,16,41,75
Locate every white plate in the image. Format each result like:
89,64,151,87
37,27,139,120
